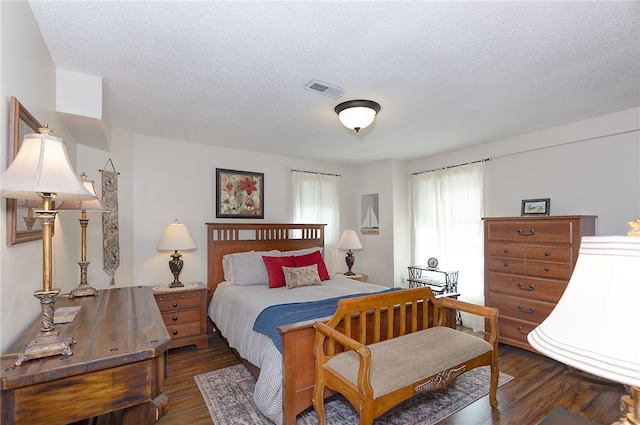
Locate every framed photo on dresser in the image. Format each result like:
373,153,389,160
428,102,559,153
521,198,550,216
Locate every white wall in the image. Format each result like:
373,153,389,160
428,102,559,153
129,134,355,287
408,108,640,236
1,1,84,352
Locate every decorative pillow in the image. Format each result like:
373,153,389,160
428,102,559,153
282,264,322,289
223,250,280,285
263,255,296,288
292,250,330,281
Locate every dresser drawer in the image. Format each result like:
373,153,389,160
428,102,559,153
486,293,555,323
488,257,525,274
156,296,201,312
486,272,567,303
486,220,576,244
526,246,572,263
497,315,538,346
488,244,525,259
166,322,201,339
161,309,201,327
526,260,572,280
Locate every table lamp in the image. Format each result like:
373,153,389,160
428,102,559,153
157,220,196,287
57,173,109,298
528,232,640,424
0,126,95,365
337,229,363,276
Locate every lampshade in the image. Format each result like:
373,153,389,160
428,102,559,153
337,229,363,250
334,100,381,133
0,133,94,201
157,220,196,251
57,173,109,212
528,236,640,388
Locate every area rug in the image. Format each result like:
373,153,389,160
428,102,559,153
195,364,513,425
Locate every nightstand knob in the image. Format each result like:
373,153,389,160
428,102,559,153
173,303,178,308
172,316,178,321
172,330,178,335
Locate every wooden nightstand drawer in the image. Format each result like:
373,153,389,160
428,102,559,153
156,296,201,312
152,282,208,349
161,308,201,327
166,322,201,339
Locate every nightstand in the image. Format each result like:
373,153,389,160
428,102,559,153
337,273,368,282
152,282,208,349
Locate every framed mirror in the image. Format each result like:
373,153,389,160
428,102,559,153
6,96,43,245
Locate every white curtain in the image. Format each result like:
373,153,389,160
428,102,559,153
292,171,340,272
411,162,485,331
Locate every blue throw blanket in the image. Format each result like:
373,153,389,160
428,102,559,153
253,288,399,352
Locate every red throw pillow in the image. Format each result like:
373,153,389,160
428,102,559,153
263,256,296,288
292,250,330,281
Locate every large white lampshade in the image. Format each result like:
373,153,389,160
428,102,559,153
0,133,94,201
528,235,640,423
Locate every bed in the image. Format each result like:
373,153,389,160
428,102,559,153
205,223,391,425
206,223,458,424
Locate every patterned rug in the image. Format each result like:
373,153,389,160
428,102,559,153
195,364,513,425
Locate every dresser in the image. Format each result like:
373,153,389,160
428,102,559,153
483,215,596,352
152,282,208,349
1,287,171,425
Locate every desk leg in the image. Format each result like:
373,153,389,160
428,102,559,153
122,392,169,425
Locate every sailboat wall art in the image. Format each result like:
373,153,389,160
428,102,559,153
361,193,379,235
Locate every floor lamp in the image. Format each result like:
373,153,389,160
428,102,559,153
0,127,95,365
528,233,640,424
57,173,109,298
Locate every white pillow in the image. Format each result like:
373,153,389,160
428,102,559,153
281,247,323,256
222,250,280,285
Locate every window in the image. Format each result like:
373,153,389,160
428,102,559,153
411,162,485,330
292,170,340,269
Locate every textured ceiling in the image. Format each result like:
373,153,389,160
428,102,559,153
28,1,640,165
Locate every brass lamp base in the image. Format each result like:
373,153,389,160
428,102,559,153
15,288,75,366
69,261,97,298
614,386,640,425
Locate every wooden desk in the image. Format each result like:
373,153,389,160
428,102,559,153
1,286,171,425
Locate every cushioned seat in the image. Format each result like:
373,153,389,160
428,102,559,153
327,326,493,398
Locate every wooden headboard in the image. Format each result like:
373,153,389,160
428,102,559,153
205,223,325,302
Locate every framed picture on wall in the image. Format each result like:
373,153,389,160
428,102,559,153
216,168,264,218
521,198,550,216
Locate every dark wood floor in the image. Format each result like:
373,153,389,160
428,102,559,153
156,331,626,425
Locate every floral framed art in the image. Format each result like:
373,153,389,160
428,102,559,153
216,168,264,218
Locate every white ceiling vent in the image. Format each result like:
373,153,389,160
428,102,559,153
304,80,344,98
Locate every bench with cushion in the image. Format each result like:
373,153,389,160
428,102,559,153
313,286,499,425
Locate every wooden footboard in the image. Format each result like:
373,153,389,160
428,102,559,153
277,296,459,425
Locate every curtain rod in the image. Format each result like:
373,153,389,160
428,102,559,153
291,169,340,177
411,158,491,176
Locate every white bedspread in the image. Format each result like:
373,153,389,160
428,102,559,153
208,275,388,424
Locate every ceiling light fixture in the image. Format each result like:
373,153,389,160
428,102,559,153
334,100,381,133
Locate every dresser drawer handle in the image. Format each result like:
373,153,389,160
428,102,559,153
503,263,509,268
172,330,178,335
544,267,550,272
173,303,178,308
517,283,535,291
172,316,178,321
517,305,535,314
517,326,529,335
517,229,535,236
544,251,550,256
503,248,509,254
